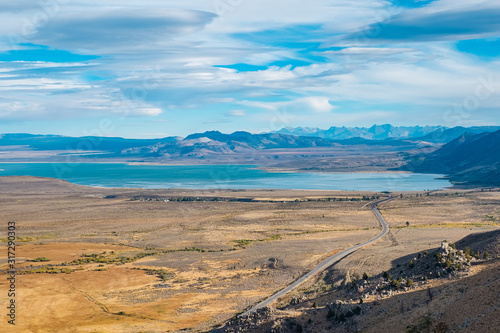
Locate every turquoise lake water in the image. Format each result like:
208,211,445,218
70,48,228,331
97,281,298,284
0,163,451,191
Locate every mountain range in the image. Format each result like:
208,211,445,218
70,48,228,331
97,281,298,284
274,124,500,142
1,125,499,186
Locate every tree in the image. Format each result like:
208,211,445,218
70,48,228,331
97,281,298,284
362,272,369,280
406,278,414,287
390,279,401,289
313,302,318,308
406,221,410,227
483,251,490,259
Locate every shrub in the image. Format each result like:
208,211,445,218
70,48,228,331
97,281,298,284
32,257,50,262
391,280,401,289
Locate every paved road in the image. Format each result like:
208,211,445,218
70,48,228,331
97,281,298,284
241,197,392,316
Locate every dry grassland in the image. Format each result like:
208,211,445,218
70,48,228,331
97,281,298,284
0,177,498,332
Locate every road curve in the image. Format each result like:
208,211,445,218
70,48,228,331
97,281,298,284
241,197,392,316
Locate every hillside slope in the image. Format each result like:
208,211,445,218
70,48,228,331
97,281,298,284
216,230,500,333
404,129,500,185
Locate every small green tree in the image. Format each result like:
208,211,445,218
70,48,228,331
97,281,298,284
406,278,414,287
483,251,490,259
390,279,401,289
313,302,318,309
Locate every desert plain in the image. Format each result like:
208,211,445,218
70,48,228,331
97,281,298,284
0,176,499,332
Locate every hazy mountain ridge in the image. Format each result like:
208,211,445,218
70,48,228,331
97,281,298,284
0,133,179,154
413,126,500,143
274,124,446,140
274,124,500,142
2,127,499,186
3,125,497,156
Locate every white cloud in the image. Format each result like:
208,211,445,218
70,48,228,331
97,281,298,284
227,109,247,116
0,0,499,131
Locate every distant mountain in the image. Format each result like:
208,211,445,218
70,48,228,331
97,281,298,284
405,129,500,185
126,130,421,158
414,126,500,143
0,130,419,160
274,125,500,142
0,133,179,155
274,124,445,140
274,127,322,136
123,131,341,157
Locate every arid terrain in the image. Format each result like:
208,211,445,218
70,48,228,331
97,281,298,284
0,177,499,332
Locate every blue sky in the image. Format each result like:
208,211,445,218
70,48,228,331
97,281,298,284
0,0,499,138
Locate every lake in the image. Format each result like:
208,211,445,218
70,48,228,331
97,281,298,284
0,163,451,191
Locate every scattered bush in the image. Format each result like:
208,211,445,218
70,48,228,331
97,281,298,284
31,257,50,262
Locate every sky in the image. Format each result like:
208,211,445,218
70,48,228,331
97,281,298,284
1,0,500,138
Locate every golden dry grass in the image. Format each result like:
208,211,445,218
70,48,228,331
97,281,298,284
0,177,498,332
